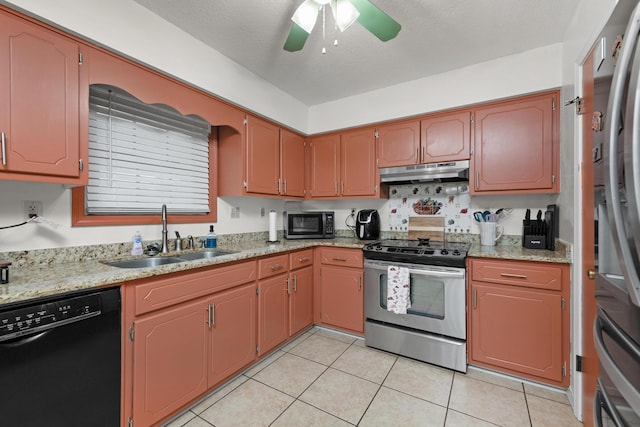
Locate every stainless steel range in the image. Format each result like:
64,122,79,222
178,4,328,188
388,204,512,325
363,239,469,372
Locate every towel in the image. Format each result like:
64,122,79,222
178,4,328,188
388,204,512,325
387,265,411,314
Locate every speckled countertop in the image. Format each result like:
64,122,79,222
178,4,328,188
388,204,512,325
0,233,572,306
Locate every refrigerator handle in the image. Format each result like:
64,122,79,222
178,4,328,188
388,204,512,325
604,2,640,307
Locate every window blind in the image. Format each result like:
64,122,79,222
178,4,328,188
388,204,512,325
87,85,211,215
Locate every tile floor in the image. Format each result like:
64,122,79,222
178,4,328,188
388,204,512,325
163,327,582,427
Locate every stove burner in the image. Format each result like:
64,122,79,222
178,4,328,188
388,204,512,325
362,239,469,268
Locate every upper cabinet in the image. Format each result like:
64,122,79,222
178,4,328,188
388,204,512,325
0,9,85,184
471,91,559,194
376,120,420,167
309,127,380,199
219,115,306,198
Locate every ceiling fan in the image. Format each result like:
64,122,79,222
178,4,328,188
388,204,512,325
283,0,401,52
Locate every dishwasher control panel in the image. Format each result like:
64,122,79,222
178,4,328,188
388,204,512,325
0,293,102,341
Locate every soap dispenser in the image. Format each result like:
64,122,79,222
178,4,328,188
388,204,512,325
205,225,217,249
131,231,143,255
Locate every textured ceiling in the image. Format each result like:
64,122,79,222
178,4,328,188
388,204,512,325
131,0,580,106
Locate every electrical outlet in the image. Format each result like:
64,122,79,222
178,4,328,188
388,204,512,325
351,208,356,216
23,200,43,219
260,207,266,217
230,206,240,218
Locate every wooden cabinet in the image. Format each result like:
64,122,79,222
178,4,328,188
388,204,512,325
420,110,471,163
220,115,306,198
123,261,257,426
376,120,420,167
289,249,314,336
257,254,290,356
309,128,379,198
468,258,570,387
471,91,559,194
0,9,85,183
315,247,364,334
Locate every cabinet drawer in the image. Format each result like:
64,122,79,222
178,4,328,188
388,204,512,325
321,247,363,268
290,249,313,270
134,261,257,316
258,254,290,279
470,258,564,291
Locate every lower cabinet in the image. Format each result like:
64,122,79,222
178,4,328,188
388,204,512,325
289,249,314,336
467,258,570,387
316,247,364,334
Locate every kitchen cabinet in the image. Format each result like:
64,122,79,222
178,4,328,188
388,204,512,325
219,115,306,198
289,249,314,336
467,258,570,387
309,128,380,198
315,247,364,334
420,110,471,163
471,90,559,194
257,254,290,356
376,120,420,167
0,9,85,184
123,261,257,427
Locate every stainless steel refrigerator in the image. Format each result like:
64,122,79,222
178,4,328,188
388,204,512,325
594,0,640,425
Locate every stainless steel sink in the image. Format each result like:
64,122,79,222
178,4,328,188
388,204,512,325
177,251,236,261
103,256,184,269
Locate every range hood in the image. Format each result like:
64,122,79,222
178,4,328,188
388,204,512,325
379,160,469,184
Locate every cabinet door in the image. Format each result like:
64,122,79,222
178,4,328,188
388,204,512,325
341,127,377,197
319,265,363,333
280,129,306,197
421,111,470,163
208,283,257,387
473,92,558,193
470,282,564,383
376,120,420,167
132,298,208,427
290,265,313,336
0,11,80,178
309,133,340,197
246,115,280,195
258,274,289,356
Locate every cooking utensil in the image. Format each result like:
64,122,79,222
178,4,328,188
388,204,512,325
473,210,491,222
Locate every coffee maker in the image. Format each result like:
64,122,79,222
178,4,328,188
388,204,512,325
356,209,380,240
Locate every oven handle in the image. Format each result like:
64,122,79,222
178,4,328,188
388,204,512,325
364,261,465,278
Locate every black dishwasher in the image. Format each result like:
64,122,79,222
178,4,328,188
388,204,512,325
0,287,121,426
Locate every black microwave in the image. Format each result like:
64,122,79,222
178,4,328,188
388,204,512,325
283,211,335,239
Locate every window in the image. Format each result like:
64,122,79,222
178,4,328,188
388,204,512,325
72,85,217,226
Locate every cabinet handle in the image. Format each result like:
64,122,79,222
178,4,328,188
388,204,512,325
298,257,310,263
500,273,528,279
417,146,420,163
271,264,283,271
421,146,425,163
1,132,5,166
277,178,281,194
473,288,477,309
341,181,344,194
211,303,215,326
332,257,348,261
358,275,362,291
293,274,297,292
286,277,291,295
334,182,338,195
206,304,212,328
475,171,479,191
283,179,287,194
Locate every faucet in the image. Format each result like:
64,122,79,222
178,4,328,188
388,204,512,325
161,204,169,254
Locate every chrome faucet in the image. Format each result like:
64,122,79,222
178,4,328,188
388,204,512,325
161,204,169,254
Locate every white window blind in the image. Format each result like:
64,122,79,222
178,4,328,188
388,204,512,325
87,84,211,215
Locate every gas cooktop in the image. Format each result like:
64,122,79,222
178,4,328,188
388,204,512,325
362,239,470,268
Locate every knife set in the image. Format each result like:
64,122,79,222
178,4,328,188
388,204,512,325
522,204,559,250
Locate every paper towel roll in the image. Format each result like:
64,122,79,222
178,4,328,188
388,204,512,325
268,210,277,242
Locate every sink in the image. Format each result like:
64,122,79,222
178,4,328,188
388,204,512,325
177,251,236,261
103,256,184,269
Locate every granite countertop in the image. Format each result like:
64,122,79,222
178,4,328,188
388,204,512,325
0,235,572,306
0,238,367,305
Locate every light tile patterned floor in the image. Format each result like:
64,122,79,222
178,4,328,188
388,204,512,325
163,327,582,427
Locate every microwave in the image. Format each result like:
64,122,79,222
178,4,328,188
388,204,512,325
283,211,335,239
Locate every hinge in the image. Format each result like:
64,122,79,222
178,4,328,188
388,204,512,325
562,361,567,377
576,355,583,372
243,181,248,189
129,326,135,341
79,159,83,172
561,297,565,310
376,158,379,167
552,175,556,184
256,287,259,295
128,417,133,427
78,52,83,65
374,130,379,138
256,345,259,353
470,113,474,123
552,99,556,111
565,97,584,115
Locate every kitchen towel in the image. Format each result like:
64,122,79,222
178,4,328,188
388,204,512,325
387,265,411,314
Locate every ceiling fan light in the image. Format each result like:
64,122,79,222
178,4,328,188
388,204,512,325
332,0,360,32
315,0,332,5
292,0,320,34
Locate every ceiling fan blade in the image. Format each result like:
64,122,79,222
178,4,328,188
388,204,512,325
283,23,311,52
349,0,401,42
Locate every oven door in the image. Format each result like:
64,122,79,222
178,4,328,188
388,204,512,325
364,259,466,340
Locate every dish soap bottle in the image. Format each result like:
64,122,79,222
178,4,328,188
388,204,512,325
205,225,217,249
131,231,144,255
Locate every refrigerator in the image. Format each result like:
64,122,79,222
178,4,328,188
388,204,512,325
594,0,640,425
